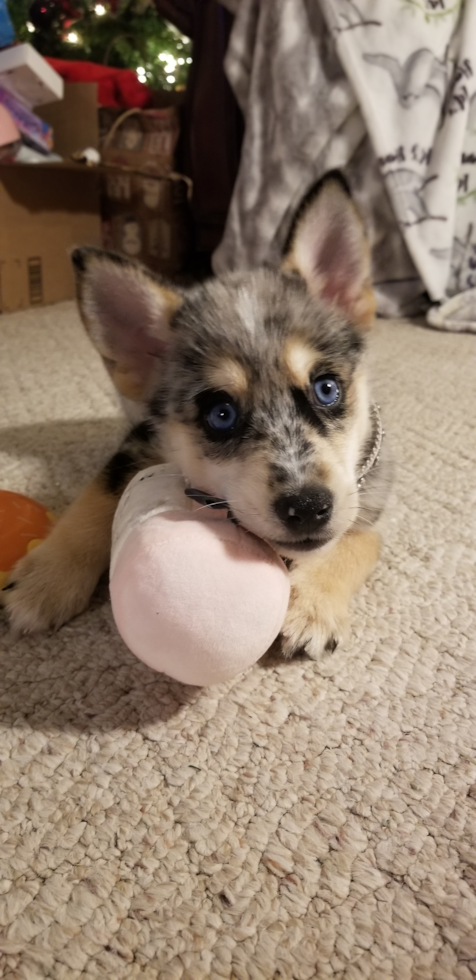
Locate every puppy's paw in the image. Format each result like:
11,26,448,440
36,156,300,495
279,551,352,661
1,539,99,634
279,529,380,661
280,588,349,661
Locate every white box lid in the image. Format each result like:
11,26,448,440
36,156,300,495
0,44,64,107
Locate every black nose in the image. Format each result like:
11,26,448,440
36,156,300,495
274,487,333,535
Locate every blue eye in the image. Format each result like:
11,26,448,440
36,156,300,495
206,400,238,433
313,376,340,407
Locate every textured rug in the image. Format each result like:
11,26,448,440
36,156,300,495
0,302,475,980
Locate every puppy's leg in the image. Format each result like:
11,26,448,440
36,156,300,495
281,529,381,661
2,476,118,634
2,419,160,634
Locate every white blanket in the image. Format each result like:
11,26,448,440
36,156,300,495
214,0,476,330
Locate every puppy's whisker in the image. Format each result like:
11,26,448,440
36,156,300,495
190,503,227,515
353,515,376,528
346,504,378,526
189,500,262,523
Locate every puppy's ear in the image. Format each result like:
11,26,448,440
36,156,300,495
72,247,182,402
283,174,375,329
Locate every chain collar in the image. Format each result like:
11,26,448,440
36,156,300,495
357,403,384,489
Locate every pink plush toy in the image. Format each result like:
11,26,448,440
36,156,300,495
109,464,291,685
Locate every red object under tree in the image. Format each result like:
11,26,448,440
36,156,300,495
46,57,153,109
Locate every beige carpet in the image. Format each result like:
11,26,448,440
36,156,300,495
0,302,475,980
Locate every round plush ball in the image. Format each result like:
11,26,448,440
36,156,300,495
110,509,290,686
0,490,55,589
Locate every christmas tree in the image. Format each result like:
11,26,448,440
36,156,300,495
7,0,192,91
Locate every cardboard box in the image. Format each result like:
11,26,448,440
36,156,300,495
0,83,101,313
101,169,190,278
0,163,101,313
40,83,99,158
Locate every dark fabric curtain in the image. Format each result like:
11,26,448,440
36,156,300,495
154,0,243,268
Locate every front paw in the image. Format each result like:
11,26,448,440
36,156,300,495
280,569,349,661
1,539,99,634
281,598,349,661
279,529,380,661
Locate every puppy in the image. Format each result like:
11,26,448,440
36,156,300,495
2,176,391,659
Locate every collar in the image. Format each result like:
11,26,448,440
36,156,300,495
357,403,384,489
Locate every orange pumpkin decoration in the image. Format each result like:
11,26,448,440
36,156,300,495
0,490,55,589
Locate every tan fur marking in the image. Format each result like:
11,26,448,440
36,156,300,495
207,359,249,398
160,287,183,316
353,281,376,330
96,351,147,402
307,527,380,598
3,478,117,634
281,253,296,276
108,361,147,402
284,338,321,388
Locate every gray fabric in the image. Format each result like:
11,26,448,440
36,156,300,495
213,0,476,325
212,0,427,316
324,0,476,306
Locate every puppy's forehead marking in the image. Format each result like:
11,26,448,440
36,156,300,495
285,338,321,387
234,285,261,336
207,358,249,397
